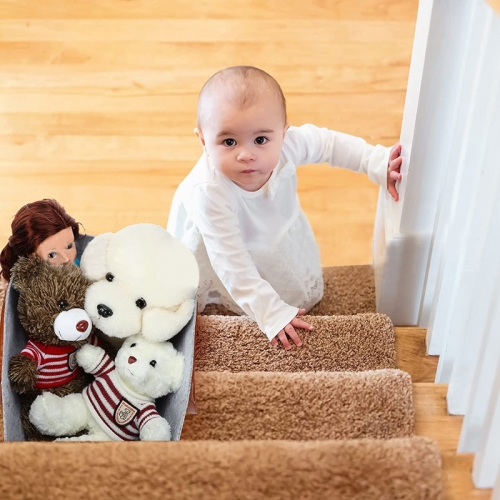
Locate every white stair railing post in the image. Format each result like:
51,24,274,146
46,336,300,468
373,0,478,329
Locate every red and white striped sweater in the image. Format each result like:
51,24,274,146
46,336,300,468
20,336,100,389
82,351,161,441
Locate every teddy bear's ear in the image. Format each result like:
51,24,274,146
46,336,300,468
80,232,114,281
10,255,46,293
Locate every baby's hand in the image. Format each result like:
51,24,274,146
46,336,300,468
270,309,314,350
387,143,403,201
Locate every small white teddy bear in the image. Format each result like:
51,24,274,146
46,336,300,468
29,334,184,441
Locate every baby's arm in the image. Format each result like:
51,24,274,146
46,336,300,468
284,124,402,200
191,184,313,348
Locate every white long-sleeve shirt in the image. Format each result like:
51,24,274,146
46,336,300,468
167,124,389,341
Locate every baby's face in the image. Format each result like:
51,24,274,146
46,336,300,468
197,91,288,192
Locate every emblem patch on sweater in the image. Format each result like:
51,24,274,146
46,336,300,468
114,399,138,426
68,351,77,372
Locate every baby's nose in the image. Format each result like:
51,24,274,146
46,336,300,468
237,148,255,161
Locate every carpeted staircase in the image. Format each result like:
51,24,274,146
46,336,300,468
0,266,443,499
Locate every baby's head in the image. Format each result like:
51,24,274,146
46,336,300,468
195,66,289,192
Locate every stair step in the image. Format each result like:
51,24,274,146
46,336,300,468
309,265,376,315
201,265,377,318
195,313,396,372
182,370,414,441
0,437,443,500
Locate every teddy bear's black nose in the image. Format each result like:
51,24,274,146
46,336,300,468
97,304,113,318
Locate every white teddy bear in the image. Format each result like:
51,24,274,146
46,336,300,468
80,223,199,345
29,334,184,441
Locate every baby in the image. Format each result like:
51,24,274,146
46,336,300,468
168,66,402,349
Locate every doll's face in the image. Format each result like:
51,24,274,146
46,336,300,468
35,226,77,265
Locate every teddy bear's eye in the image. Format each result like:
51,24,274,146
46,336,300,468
130,343,136,348
58,300,67,310
150,360,156,368
136,298,147,309
106,273,114,282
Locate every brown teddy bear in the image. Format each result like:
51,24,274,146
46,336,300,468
7,255,101,441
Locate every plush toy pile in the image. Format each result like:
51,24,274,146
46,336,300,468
4,223,199,442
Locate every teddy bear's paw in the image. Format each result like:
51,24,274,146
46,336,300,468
8,354,38,393
29,392,89,437
76,343,105,372
139,417,171,441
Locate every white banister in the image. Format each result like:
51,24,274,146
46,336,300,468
459,282,500,454
445,37,500,412
472,364,500,488
373,0,500,490
492,464,500,499
433,3,500,385
373,0,478,328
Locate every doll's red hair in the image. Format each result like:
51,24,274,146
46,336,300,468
0,199,80,281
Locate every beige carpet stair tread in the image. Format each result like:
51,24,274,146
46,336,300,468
182,369,414,441
202,265,376,318
195,313,396,372
0,437,442,500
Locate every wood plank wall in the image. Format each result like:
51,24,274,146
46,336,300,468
0,0,417,266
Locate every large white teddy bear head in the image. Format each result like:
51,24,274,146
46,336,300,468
80,224,199,342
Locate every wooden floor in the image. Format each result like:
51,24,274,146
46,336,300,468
0,0,490,498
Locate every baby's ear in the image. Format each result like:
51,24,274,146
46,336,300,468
80,232,114,281
194,128,206,147
10,255,45,293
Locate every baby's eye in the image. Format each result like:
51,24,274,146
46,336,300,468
222,138,236,147
66,242,74,250
150,360,156,368
255,136,268,145
48,252,57,259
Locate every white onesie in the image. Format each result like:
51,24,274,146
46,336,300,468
167,124,389,340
